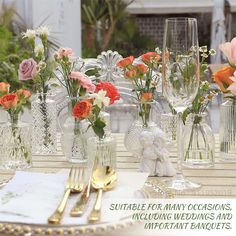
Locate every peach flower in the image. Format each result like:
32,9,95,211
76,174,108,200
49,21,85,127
219,38,236,65
0,93,18,109
141,92,153,102
117,56,134,68
17,89,32,98
56,47,73,59
0,82,10,93
136,64,148,74
125,68,137,79
141,52,161,64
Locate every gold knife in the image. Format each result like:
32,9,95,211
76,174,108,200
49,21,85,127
70,180,91,217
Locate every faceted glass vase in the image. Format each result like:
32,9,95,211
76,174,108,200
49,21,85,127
87,135,116,173
31,93,57,155
220,100,236,161
182,114,215,168
124,102,160,157
0,120,31,170
61,99,89,163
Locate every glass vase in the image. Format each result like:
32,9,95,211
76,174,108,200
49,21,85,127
124,102,160,157
219,100,236,161
87,135,116,172
182,114,215,168
61,98,88,163
0,113,31,170
31,93,57,155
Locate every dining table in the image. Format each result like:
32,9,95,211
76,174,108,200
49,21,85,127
0,132,235,236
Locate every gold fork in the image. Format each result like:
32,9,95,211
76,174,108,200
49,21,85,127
48,167,84,224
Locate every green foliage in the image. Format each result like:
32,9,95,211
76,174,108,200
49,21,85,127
81,0,155,58
0,25,32,92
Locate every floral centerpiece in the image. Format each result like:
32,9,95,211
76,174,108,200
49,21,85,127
0,82,32,169
20,26,57,154
213,37,236,160
72,81,120,168
117,52,161,127
53,47,98,162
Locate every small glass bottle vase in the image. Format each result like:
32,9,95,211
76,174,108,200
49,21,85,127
0,113,31,170
87,135,116,173
31,93,57,155
182,114,215,168
124,102,159,157
220,99,236,161
61,99,87,163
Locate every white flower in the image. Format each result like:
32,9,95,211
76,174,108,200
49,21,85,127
37,26,50,37
209,49,216,56
22,29,36,39
90,90,110,108
34,44,44,56
199,46,207,53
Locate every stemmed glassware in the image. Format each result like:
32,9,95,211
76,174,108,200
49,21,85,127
162,18,201,191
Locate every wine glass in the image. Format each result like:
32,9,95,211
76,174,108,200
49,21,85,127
162,18,201,191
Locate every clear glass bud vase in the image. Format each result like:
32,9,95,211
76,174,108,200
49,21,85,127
31,93,57,155
0,113,31,170
61,98,88,163
87,135,116,173
124,102,159,157
220,100,236,161
182,113,215,168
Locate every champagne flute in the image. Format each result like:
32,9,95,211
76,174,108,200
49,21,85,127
162,18,201,191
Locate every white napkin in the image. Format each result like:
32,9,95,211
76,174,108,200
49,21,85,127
0,171,149,225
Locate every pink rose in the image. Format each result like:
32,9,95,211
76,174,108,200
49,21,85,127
219,38,236,65
56,47,73,59
69,71,95,93
18,58,37,81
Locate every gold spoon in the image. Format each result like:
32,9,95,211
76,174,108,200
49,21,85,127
88,166,117,223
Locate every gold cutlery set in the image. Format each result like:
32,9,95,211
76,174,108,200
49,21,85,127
48,166,117,224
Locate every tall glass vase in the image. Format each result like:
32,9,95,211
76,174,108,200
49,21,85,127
0,112,31,170
182,114,215,168
124,102,159,157
31,93,57,155
220,99,236,161
61,98,88,163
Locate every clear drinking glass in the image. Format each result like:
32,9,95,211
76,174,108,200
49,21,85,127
162,18,201,191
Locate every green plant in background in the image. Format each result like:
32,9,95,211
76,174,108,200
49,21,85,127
0,25,33,92
81,0,155,58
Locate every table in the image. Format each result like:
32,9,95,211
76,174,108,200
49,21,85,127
0,133,235,198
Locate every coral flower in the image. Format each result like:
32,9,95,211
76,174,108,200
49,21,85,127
141,52,161,64
0,82,10,93
72,100,92,119
117,56,134,68
213,66,235,92
0,93,18,109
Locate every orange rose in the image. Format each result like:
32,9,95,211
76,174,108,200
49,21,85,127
0,82,10,93
125,68,137,79
0,93,18,109
213,66,235,92
141,52,161,64
17,89,32,98
72,100,92,119
136,64,148,74
117,56,134,68
141,92,153,102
